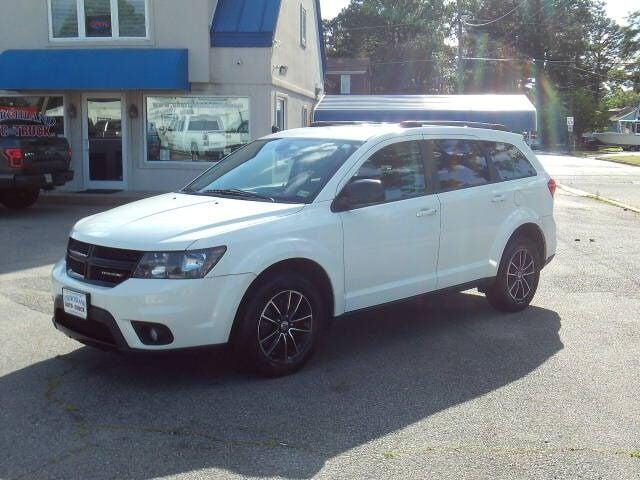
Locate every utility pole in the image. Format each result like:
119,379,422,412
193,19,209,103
457,0,464,94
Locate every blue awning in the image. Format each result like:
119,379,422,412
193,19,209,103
0,49,189,91
211,0,282,47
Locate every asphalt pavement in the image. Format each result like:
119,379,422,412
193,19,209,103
537,153,640,208
0,168,639,479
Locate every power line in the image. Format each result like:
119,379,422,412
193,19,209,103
326,21,425,32
464,0,530,27
465,0,559,28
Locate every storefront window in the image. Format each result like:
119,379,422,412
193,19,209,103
49,0,147,39
0,97,66,139
146,97,250,163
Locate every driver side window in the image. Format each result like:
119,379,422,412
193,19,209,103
353,141,427,203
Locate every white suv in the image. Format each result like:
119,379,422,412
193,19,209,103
52,124,556,376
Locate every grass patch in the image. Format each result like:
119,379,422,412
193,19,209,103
383,450,402,459
571,147,624,158
596,155,640,166
630,450,640,459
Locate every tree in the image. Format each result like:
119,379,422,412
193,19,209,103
621,10,640,92
461,0,621,140
325,0,634,143
324,0,457,93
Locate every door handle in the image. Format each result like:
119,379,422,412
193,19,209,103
491,194,507,203
417,208,438,217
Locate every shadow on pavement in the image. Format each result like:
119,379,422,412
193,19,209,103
0,292,562,479
0,203,107,275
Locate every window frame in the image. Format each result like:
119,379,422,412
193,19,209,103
334,139,433,211
300,4,307,48
428,138,500,194
142,94,252,168
480,141,538,183
48,0,150,42
275,96,287,131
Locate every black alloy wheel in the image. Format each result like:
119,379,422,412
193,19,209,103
486,236,541,313
235,272,325,377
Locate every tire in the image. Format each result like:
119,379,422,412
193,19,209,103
486,236,542,313
1,188,40,210
234,272,326,377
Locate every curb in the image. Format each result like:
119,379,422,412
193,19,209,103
594,157,640,168
557,184,640,214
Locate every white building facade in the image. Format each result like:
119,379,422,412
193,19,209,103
0,0,325,191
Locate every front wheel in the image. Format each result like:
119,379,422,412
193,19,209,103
234,273,325,377
486,237,541,313
1,188,40,210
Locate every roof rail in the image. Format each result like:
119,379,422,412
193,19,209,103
311,121,385,127
399,120,510,131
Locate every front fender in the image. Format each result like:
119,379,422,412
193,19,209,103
193,206,346,316
233,236,345,316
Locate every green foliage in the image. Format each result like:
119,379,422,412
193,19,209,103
621,10,640,91
325,1,640,145
325,0,457,93
601,88,640,110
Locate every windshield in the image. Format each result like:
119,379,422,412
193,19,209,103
182,138,362,204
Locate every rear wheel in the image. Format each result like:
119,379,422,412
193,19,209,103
1,188,40,210
234,272,325,377
190,142,199,161
486,236,541,313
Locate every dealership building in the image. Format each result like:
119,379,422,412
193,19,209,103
0,0,325,191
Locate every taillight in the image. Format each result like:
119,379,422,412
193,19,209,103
4,148,24,168
548,178,557,197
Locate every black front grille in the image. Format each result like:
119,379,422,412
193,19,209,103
66,238,142,287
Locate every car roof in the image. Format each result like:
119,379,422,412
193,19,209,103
267,124,525,143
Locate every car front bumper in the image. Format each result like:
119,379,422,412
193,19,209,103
51,259,255,351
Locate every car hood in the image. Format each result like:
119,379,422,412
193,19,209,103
71,193,305,250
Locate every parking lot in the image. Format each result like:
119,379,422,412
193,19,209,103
1,168,639,479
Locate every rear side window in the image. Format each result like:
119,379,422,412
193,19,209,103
433,140,491,192
354,141,427,202
487,142,537,180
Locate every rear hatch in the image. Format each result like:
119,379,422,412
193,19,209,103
2,136,71,174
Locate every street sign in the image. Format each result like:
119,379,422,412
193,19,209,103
567,116,574,126
568,124,574,132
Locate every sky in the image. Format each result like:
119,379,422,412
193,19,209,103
319,0,637,25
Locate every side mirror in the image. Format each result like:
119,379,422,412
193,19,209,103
332,178,385,212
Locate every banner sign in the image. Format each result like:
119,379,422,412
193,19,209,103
0,108,58,137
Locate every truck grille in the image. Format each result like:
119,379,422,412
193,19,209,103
66,238,142,287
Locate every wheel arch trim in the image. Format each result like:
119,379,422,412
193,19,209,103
490,212,547,275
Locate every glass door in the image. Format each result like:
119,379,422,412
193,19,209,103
83,95,126,190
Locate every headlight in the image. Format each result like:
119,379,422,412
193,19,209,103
132,247,227,279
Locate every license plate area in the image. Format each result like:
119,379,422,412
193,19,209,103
44,173,53,184
62,288,89,320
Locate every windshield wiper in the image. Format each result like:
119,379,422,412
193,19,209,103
202,188,275,202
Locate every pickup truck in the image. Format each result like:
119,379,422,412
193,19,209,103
161,114,229,162
1,120,74,209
